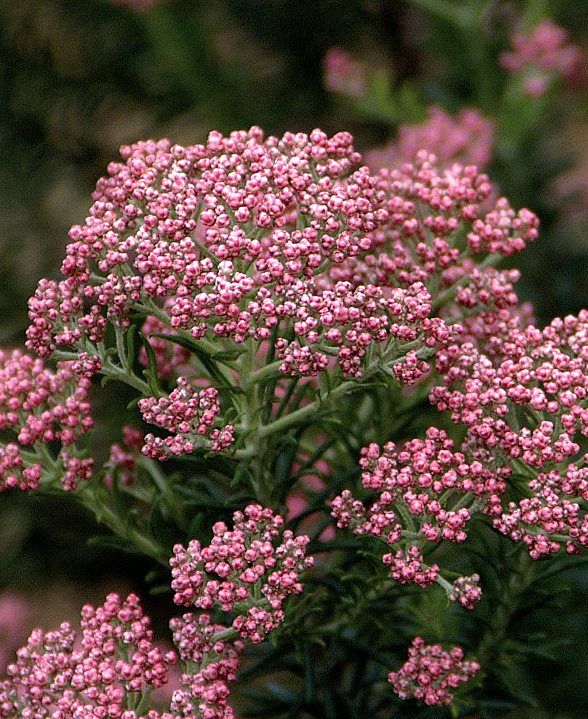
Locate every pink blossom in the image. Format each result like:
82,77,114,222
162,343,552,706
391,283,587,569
365,105,495,171
323,47,369,99
0,594,177,718
0,349,94,492
500,18,584,96
170,505,313,642
0,593,30,676
389,637,480,705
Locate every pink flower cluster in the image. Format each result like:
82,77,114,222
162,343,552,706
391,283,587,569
327,152,538,323
0,507,312,719
24,129,536,394
331,427,508,590
494,468,588,559
104,426,144,488
383,547,439,587
448,573,482,610
139,380,234,459
0,349,94,491
25,128,383,375
169,614,243,719
500,18,583,96
388,637,480,706
0,593,177,719
365,105,495,171
431,310,588,556
170,504,313,644
336,427,509,536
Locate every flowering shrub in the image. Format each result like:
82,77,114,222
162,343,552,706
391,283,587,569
4,122,588,716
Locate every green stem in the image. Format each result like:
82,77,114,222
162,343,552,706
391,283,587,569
77,484,170,566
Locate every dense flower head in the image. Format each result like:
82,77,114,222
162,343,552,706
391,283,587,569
430,309,588,555
326,152,538,357
365,105,495,171
169,613,244,719
331,427,512,591
24,129,537,397
493,467,588,558
432,312,588,463
139,380,234,458
0,593,177,719
336,427,509,535
500,18,584,96
383,546,439,587
0,349,94,491
388,637,480,706
170,504,313,643
25,127,380,373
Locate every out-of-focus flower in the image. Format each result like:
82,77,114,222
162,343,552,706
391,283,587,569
323,47,369,100
0,593,29,677
365,106,495,171
500,18,584,96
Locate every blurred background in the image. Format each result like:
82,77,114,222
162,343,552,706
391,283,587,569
1,1,588,716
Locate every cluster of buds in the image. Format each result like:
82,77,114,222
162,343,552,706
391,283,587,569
9,125,546,711
448,573,482,610
382,546,439,587
333,428,509,539
0,507,313,719
24,127,537,394
169,505,313,716
169,613,244,719
494,468,588,559
388,637,480,706
0,593,177,719
139,380,234,459
430,308,588,556
331,427,507,596
0,349,93,492
327,150,538,351
500,18,583,96
19,128,539,472
170,504,313,644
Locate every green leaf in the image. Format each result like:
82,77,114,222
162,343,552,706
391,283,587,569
87,534,146,557
139,331,162,396
125,322,139,374
210,348,247,362
232,460,255,489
